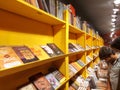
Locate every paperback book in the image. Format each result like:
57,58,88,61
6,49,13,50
12,46,38,63
41,45,57,57
29,72,54,90
45,73,60,89
47,43,64,55
0,46,23,69
48,66,65,83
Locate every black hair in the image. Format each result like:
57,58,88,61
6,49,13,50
111,36,120,50
99,46,115,60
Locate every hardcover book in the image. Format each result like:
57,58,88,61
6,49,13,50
41,45,57,57
0,46,23,69
47,43,64,55
12,46,38,63
18,83,37,90
45,73,60,89
48,66,65,83
29,45,49,60
29,72,54,90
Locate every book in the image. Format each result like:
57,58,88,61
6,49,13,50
12,46,38,63
48,66,65,83
29,72,54,90
18,83,37,90
69,64,78,74
0,46,23,69
69,85,76,90
29,45,49,60
41,45,57,57
45,73,60,89
47,43,64,55
76,59,85,67
69,43,79,52
71,62,82,71
45,0,56,16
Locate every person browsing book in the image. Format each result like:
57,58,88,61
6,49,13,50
110,36,120,57
99,46,120,90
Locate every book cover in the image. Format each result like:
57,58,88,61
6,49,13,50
42,0,49,13
12,46,38,63
29,45,49,60
47,43,64,55
69,64,78,74
69,43,78,52
71,62,82,71
76,59,85,67
48,66,65,83
45,0,56,16
0,46,23,69
69,85,76,90
18,83,37,90
41,45,57,57
45,73,60,89
37,0,44,10
29,72,54,90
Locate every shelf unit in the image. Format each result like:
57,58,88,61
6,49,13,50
0,0,103,90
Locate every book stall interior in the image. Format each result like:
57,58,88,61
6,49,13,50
0,0,119,90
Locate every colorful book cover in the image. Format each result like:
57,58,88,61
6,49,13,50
47,43,64,55
18,83,37,90
29,72,54,90
41,45,57,57
45,73,60,89
29,45,49,60
0,46,23,69
71,62,82,71
12,46,38,63
48,66,65,83
76,59,85,67
69,64,78,74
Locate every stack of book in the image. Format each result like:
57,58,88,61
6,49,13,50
18,67,66,90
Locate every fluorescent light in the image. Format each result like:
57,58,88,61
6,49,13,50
113,8,119,12
114,0,120,5
111,18,116,22
111,28,115,31
111,15,117,18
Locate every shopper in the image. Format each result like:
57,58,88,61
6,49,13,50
99,46,120,90
111,36,120,52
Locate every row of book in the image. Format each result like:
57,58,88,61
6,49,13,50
18,66,65,90
25,0,100,37
25,0,67,20
69,66,99,90
69,59,85,77
0,43,98,70
0,43,64,69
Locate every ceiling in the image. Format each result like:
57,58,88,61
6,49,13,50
64,0,120,37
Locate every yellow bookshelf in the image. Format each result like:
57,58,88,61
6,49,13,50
0,0,103,90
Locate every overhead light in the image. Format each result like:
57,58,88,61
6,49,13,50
111,15,117,18
111,18,116,22
112,24,115,27
114,0,120,5
113,8,119,12
111,22,115,25
111,28,115,31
